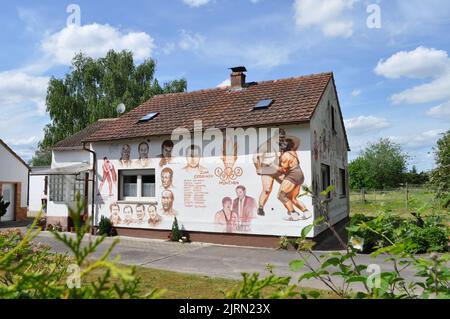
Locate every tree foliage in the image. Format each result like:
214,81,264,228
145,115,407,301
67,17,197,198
32,50,187,165
404,165,429,185
430,130,450,208
349,138,409,189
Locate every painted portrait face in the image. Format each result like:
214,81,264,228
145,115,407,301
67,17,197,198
236,187,246,200
124,206,133,219
186,146,201,168
162,141,173,158
161,169,173,189
222,198,232,210
136,205,145,220
161,190,174,211
148,205,157,219
110,205,120,216
139,142,149,159
121,144,131,160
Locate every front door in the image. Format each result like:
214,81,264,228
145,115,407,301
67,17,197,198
2,184,15,221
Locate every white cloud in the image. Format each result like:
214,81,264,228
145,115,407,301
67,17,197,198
0,70,49,115
179,30,205,50
217,79,230,88
345,116,390,133
6,136,40,147
41,24,155,65
183,0,210,7
391,72,450,104
375,46,449,79
351,89,361,97
390,129,446,149
375,47,450,105
427,101,450,119
293,0,357,38
175,29,294,68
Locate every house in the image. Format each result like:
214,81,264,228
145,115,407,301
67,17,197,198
29,166,50,217
47,68,350,247
0,139,30,222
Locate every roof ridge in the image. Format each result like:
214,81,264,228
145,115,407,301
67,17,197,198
150,72,333,99
254,72,333,85
98,118,118,122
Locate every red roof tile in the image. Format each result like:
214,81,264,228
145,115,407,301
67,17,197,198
84,72,333,142
53,119,118,150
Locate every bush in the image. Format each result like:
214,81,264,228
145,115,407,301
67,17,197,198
0,196,161,299
348,212,449,253
402,225,448,253
97,216,114,236
46,222,63,232
0,195,10,220
170,217,183,242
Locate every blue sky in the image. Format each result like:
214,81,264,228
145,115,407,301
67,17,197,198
1,0,449,170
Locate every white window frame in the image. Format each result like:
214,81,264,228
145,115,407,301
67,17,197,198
119,169,156,202
49,175,65,202
70,174,85,201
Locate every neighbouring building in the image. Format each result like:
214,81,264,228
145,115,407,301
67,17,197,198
29,166,50,218
0,139,30,222
47,68,350,247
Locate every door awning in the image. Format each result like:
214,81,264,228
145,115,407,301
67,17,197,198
30,162,92,176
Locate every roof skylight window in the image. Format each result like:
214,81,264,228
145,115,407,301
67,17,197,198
138,112,159,123
254,99,273,110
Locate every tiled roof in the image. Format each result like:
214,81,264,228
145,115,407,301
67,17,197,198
84,72,334,143
52,119,117,150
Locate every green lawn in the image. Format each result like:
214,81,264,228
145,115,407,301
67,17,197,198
87,266,339,299
350,187,448,219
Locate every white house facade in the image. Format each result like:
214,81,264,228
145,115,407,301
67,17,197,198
0,139,29,222
46,69,350,247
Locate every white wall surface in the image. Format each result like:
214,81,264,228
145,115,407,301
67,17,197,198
91,124,315,237
310,80,350,235
0,143,28,208
29,175,46,214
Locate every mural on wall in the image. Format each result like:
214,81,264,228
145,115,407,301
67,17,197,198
183,144,208,174
97,157,117,197
161,167,174,190
136,141,150,168
158,140,174,167
95,127,315,237
119,144,132,167
252,129,311,221
215,139,243,184
161,189,177,216
214,197,238,233
109,202,163,228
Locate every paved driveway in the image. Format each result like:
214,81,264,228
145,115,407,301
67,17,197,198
30,231,428,293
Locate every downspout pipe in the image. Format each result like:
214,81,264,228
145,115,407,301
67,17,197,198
82,142,96,234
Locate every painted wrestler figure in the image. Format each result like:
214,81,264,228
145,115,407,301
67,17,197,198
253,129,293,216
271,138,312,221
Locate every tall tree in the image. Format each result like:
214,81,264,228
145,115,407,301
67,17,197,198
32,50,187,165
430,130,450,208
349,138,409,189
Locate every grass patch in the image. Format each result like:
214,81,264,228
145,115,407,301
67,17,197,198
86,266,339,299
350,187,448,219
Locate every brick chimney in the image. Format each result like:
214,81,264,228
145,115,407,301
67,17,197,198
230,66,247,88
